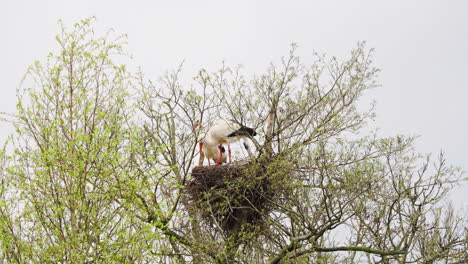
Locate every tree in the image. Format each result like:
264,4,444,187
1,18,466,263
0,18,157,263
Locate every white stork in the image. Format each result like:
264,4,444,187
199,135,227,166
200,119,256,165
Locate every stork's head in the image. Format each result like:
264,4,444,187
217,145,228,164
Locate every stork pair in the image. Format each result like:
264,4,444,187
198,120,256,166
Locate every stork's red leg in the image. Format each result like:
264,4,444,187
228,144,232,163
198,142,205,166
199,142,204,154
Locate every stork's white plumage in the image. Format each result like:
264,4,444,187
197,132,225,166
200,119,257,165
201,141,227,165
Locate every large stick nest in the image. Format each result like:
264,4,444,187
185,157,292,235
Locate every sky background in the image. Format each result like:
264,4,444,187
1,0,467,208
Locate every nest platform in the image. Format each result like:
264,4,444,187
186,159,291,234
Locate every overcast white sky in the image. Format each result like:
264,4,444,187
1,0,467,206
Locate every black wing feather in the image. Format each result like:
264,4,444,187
227,126,257,137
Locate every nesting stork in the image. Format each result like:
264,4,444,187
199,136,227,166
197,131,227,166
200,119,257,165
